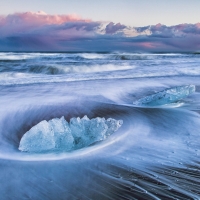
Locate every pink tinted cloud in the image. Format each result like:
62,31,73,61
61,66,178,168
0,11,88,26
0,11,91,36
0,11,200,52
139,42,157,49
150,23,200,37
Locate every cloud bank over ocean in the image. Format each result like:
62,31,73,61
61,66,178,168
0,11,200,52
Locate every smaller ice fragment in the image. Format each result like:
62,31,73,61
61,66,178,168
49,116,74,151
88,117,108,144
19,120,55,152
133,85,195,106
105,118,123,136
70,116,91,149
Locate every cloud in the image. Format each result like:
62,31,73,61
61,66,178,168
0,12,90,36
0,12,200,52
0,11,85,27
105,22,126,34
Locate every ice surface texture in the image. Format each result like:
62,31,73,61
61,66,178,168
134,85,195,106
19,116,123,153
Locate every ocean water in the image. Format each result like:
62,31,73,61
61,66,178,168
1,52,200,199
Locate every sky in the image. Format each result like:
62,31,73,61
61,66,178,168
0,0,200,52
1,0,200,26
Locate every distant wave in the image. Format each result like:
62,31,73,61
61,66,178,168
0,52,185,62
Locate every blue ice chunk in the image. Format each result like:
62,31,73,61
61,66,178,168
19,120,55,152
86,117,108,144
19,116,123,153
70,116,92,149
133,85,195,106
105,118,123,136
49,116,74,151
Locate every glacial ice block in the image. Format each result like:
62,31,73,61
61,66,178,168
19,120,55,152
133,85,195,106
49,117,74,151
19,116,123,153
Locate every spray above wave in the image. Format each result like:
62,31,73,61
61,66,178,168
19,116,123,153
133,85,195,106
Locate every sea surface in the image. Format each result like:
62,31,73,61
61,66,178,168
1,52,200,199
